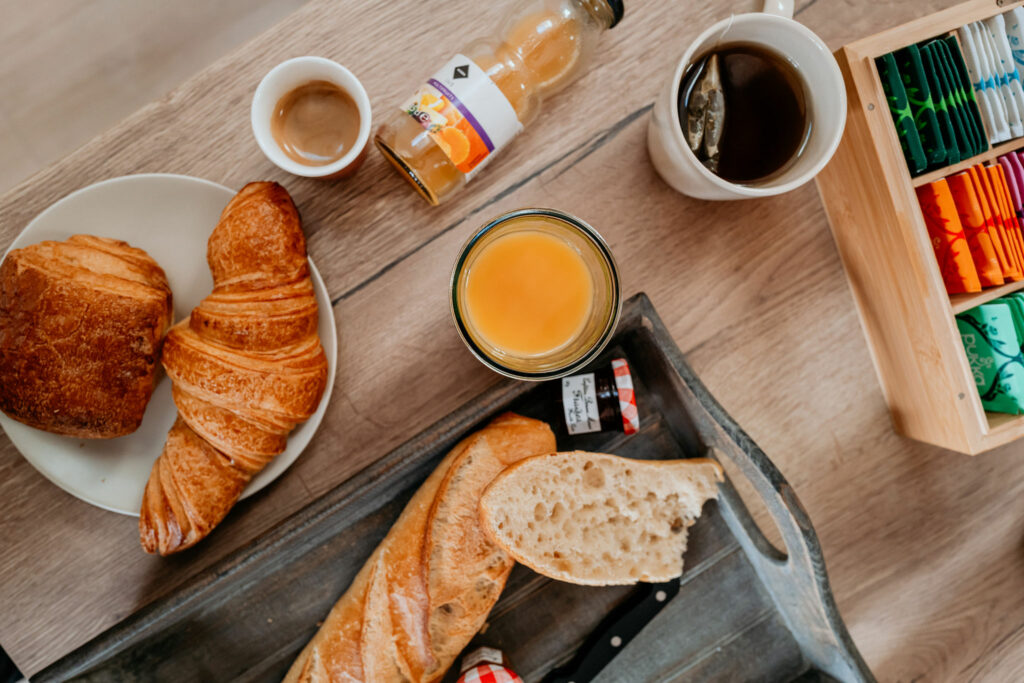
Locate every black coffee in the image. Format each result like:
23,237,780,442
678,43,810,183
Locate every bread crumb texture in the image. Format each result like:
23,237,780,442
480,451,722,586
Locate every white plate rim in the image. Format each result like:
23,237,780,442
0,173,338,516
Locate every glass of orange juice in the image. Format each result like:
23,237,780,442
450,208,620,379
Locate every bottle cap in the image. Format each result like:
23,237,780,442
611,358,639,435
604,0,625,28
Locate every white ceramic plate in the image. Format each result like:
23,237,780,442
0,174,337,515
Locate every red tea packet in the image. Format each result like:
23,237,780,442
948,171,1005,286
915,179,981,293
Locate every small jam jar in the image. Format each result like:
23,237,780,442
559,357,639,435
457,647,522,683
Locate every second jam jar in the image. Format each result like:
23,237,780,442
375,0,624,205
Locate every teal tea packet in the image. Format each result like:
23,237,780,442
895,45,947,166
933,39,984,157
1002,294,1024,339
943,35,989,154
877,52,927,174
957,301,1024,414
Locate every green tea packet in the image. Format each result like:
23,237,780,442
1003,294,1024,339
943,35,990,154
895,45,947,166
934,38,984,158
877,53,927,174
922,42,969,163
957,301,1024,414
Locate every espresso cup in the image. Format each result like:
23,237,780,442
251,56,371,179
647,0,846,199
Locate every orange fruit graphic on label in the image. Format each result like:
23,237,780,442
420,92,444,111
439,126,470,165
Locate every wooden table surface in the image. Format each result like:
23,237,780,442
2,0,1022,680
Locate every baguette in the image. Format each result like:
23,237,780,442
284,412,556,683
479,451,723,586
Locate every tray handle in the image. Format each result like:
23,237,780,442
631,301,875,683
687,386,873,683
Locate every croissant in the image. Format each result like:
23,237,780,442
140,182,329,555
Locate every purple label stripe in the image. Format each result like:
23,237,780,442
427,77,495,153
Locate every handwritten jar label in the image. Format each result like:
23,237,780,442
562,372,602,435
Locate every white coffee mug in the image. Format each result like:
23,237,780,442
647,0,846,200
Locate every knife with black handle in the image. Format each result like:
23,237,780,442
542,579,681,683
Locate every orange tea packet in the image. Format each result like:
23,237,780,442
948,171,1005,286
972,164,1022,280
985,165,1024,278
915,178,981,293
991,164,1024,271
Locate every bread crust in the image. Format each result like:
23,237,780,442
0,235,172,438
283,413,556,683
139,182,328,555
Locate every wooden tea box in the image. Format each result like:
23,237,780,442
817,0,1024,455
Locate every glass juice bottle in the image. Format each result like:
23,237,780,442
374,0,624,205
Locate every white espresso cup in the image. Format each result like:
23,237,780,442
647,0,846,200
251,56,372,179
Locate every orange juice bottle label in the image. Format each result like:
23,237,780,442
402,55,523,178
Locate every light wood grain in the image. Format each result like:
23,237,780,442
950,277,1024,313
912,137,1024,188
2,0,1024,681
817,0,1024,455
817,46,984,454
0,0,309,196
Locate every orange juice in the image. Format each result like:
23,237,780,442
464,229,594,356
451,209,620,380
374,0,623,205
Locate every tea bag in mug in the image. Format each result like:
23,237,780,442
680,54,724,173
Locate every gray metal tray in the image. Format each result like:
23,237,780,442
38,293,874,682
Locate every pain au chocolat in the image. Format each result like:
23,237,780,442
0,235,172,438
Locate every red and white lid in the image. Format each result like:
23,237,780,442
611,358,639,435
458,663,523,683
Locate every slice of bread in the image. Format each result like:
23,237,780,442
479,451,723,586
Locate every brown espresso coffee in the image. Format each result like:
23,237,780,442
678,43,810,183
271,80,360,167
